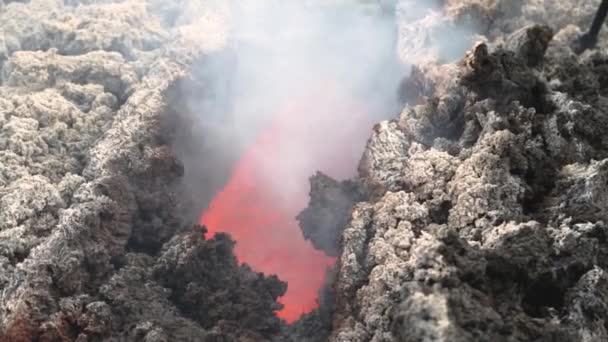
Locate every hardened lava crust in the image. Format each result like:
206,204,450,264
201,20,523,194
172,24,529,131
320,1,608,341
0,0,287,341
2,0,608,342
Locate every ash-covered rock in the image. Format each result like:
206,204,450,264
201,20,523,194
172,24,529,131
328,10,608,342
0,0,285,341
36,227,286,342
4,0,608,341
152,227,286,339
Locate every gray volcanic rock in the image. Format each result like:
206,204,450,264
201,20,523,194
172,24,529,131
0,0,285,341
327,17,608,342
3,0,608,341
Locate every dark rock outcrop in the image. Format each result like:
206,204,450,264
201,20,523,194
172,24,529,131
297,172,368,257
0,0,286,341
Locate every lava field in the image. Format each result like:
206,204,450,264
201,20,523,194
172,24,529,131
2,0,608,341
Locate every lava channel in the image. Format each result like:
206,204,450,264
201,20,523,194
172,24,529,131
201,86,372,323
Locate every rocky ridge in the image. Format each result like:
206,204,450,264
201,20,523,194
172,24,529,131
0,0,287,341
313,1,608,341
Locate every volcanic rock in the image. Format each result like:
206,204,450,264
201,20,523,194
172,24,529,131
0,0,285,341
3,0,608,341
327,14,608,342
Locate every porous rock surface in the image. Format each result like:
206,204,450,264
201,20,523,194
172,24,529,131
3,0,608,342
321,2,608,341
0,0,287,341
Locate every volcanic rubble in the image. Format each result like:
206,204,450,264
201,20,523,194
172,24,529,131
2,0,608,341
0,0,286,341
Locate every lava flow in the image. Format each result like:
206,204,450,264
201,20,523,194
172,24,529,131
200,85,373,323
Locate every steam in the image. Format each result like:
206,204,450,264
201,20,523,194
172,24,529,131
171,0,478,250
171,0,407,216
166,0,480,322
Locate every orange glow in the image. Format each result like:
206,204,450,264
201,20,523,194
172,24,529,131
201,85,372,323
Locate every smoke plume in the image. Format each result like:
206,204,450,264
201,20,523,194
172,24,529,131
175,0,403,198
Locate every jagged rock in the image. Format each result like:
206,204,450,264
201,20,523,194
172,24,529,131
152,228,286,339
0,0,283,341
3,0,608,341
327,3,608,341
358,121,410,193
297,172,368,256
505,24,554,67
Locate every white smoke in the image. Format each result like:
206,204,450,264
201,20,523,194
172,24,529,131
172,0,477,220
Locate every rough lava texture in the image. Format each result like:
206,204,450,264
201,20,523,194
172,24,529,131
0,0,288,341
317,1,608,341
3,0,608,342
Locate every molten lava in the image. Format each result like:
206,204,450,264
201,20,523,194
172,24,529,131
201,86,372,323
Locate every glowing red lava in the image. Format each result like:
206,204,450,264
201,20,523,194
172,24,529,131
201,85,372,323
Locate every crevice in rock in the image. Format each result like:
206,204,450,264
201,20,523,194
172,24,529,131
430,201,453,225
521,272,566,318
